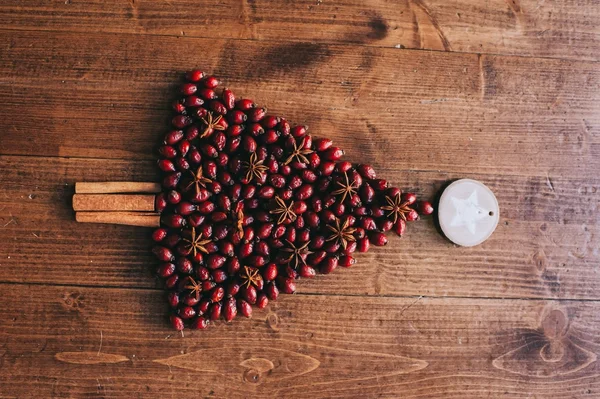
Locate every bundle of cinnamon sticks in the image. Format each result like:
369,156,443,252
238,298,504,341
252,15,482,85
73,182,161,227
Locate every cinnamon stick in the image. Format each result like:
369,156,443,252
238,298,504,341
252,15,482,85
75,182,161,194
73,194,156,212
75,212,160,227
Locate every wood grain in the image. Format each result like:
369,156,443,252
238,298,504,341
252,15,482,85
1,155,598,300
1,2,600,396
1,32,599,178
1,0,599,61
0,283,598,398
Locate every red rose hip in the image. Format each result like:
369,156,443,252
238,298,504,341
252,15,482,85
417,201,434,215
238,299,252,318
170,315,184,331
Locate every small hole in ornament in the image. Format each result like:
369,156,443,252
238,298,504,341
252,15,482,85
489,211,494,216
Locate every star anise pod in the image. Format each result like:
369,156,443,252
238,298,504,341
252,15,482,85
326,217,357,250
182,227,212,256
331,172,358,204
241,152,268,183
281,240,312,270
382,193,413,223
200,111,226,138
284,137,314,165
184,276,202,300
240,266,263,289
269,196,297,224
185,165,212,196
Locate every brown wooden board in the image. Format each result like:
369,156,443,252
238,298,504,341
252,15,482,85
1,0,599,61
1,32,599,178
1,155,598,300
2,3,599,396
0,283,598,398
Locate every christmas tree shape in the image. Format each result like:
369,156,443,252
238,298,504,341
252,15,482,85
73,70,434,331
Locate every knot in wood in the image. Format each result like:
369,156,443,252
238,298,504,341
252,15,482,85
243,368,261,384
266,312,279,331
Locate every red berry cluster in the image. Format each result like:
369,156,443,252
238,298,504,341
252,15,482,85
153,70,434,331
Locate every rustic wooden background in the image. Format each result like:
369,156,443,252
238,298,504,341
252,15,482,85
1,1,599,398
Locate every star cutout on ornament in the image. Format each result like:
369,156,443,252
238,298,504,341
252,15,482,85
450,190,488,235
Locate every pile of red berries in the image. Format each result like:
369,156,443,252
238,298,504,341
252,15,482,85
152,70,434,331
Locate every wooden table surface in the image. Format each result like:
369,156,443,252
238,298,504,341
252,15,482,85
1,1,599,398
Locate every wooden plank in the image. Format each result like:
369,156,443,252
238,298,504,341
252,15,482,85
0,0,599,61
1,155,598,300
0,283,598,398
1,32,599,177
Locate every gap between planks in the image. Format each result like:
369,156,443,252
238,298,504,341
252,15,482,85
0,280,598,303
0,153,576,181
